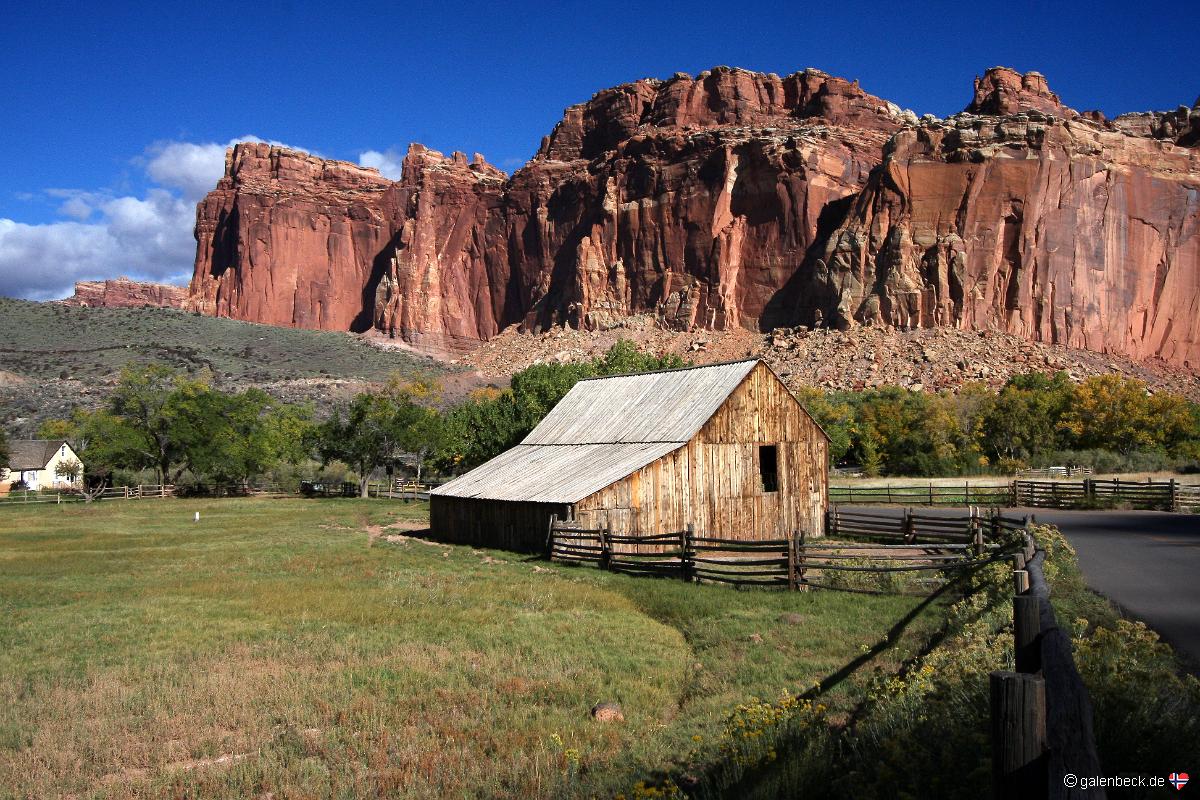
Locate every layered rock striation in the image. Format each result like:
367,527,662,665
63,277,188,309
187,66,1200,366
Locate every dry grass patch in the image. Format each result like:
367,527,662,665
0,499,949,798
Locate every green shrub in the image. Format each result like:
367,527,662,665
1074,620,1200,777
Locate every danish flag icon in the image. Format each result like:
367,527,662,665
1169,772,1189,791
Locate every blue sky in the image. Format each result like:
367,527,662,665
1,0,1194,299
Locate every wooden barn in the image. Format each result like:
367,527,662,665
429,359,829,551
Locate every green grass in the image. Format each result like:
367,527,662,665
0,298,449,386
0,499,951,799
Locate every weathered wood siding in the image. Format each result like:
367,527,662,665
575,362,827,541
430,495,570,552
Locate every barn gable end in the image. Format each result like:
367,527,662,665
574,362,827,540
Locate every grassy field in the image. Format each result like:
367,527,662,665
0,499,951,799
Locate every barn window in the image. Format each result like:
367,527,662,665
759,445,778,492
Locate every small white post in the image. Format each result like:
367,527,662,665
194,511,200,523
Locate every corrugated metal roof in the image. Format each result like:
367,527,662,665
523,359,758,445
431,442,682,502
433,360,758,503
7,440,68,471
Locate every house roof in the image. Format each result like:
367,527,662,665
433,359,760,503
8,440,69,471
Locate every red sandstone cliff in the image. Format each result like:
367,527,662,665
811,72,1200,365
188,144,403,331
63,277,188,309
187,66,1200,367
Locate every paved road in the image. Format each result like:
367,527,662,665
841,506,1200,666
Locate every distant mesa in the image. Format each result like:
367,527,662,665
73,65,1200,370
62,277,187,310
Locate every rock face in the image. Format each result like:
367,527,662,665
188,143,402,332
187,66,1200,368
812,103,1200,365
63,277,187,309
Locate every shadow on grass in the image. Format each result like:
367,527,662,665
799,578,958,702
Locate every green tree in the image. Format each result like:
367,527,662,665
108,365,211,482
851,388,964,476
793,387,854,465
1063,375,1159,454
983,372,1075,462
183,388,280,484
319,393,412,496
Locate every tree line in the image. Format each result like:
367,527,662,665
24,342,685,496
797,371,1200,476
13,346,1199,492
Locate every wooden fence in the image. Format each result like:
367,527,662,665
1013,477,1187,510
0,484,177,505
991,530,1105,799
547,510,1025,591
831,477,1199,511
829,482,1013,506
1016,466,1093,479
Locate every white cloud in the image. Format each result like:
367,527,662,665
0,189,196,300
358,148,406,180
0,135,319,301
144,141,232,200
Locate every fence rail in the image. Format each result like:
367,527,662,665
546,510,1028,591
831,477,1198,511
829,482,1013,506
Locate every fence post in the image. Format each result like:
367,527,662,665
974,519,985,557
990,671,1048,799
797,528,807,591
1013,594,1040,673
545,514,557,559
601,522,612,571
903,508,915,544
1170,478,1178,512
929,482,934,506
786,531,796,591
965,482,971,505
682,524,694,583
1084,478,1094,503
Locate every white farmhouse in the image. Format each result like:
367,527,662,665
1,440,83,492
